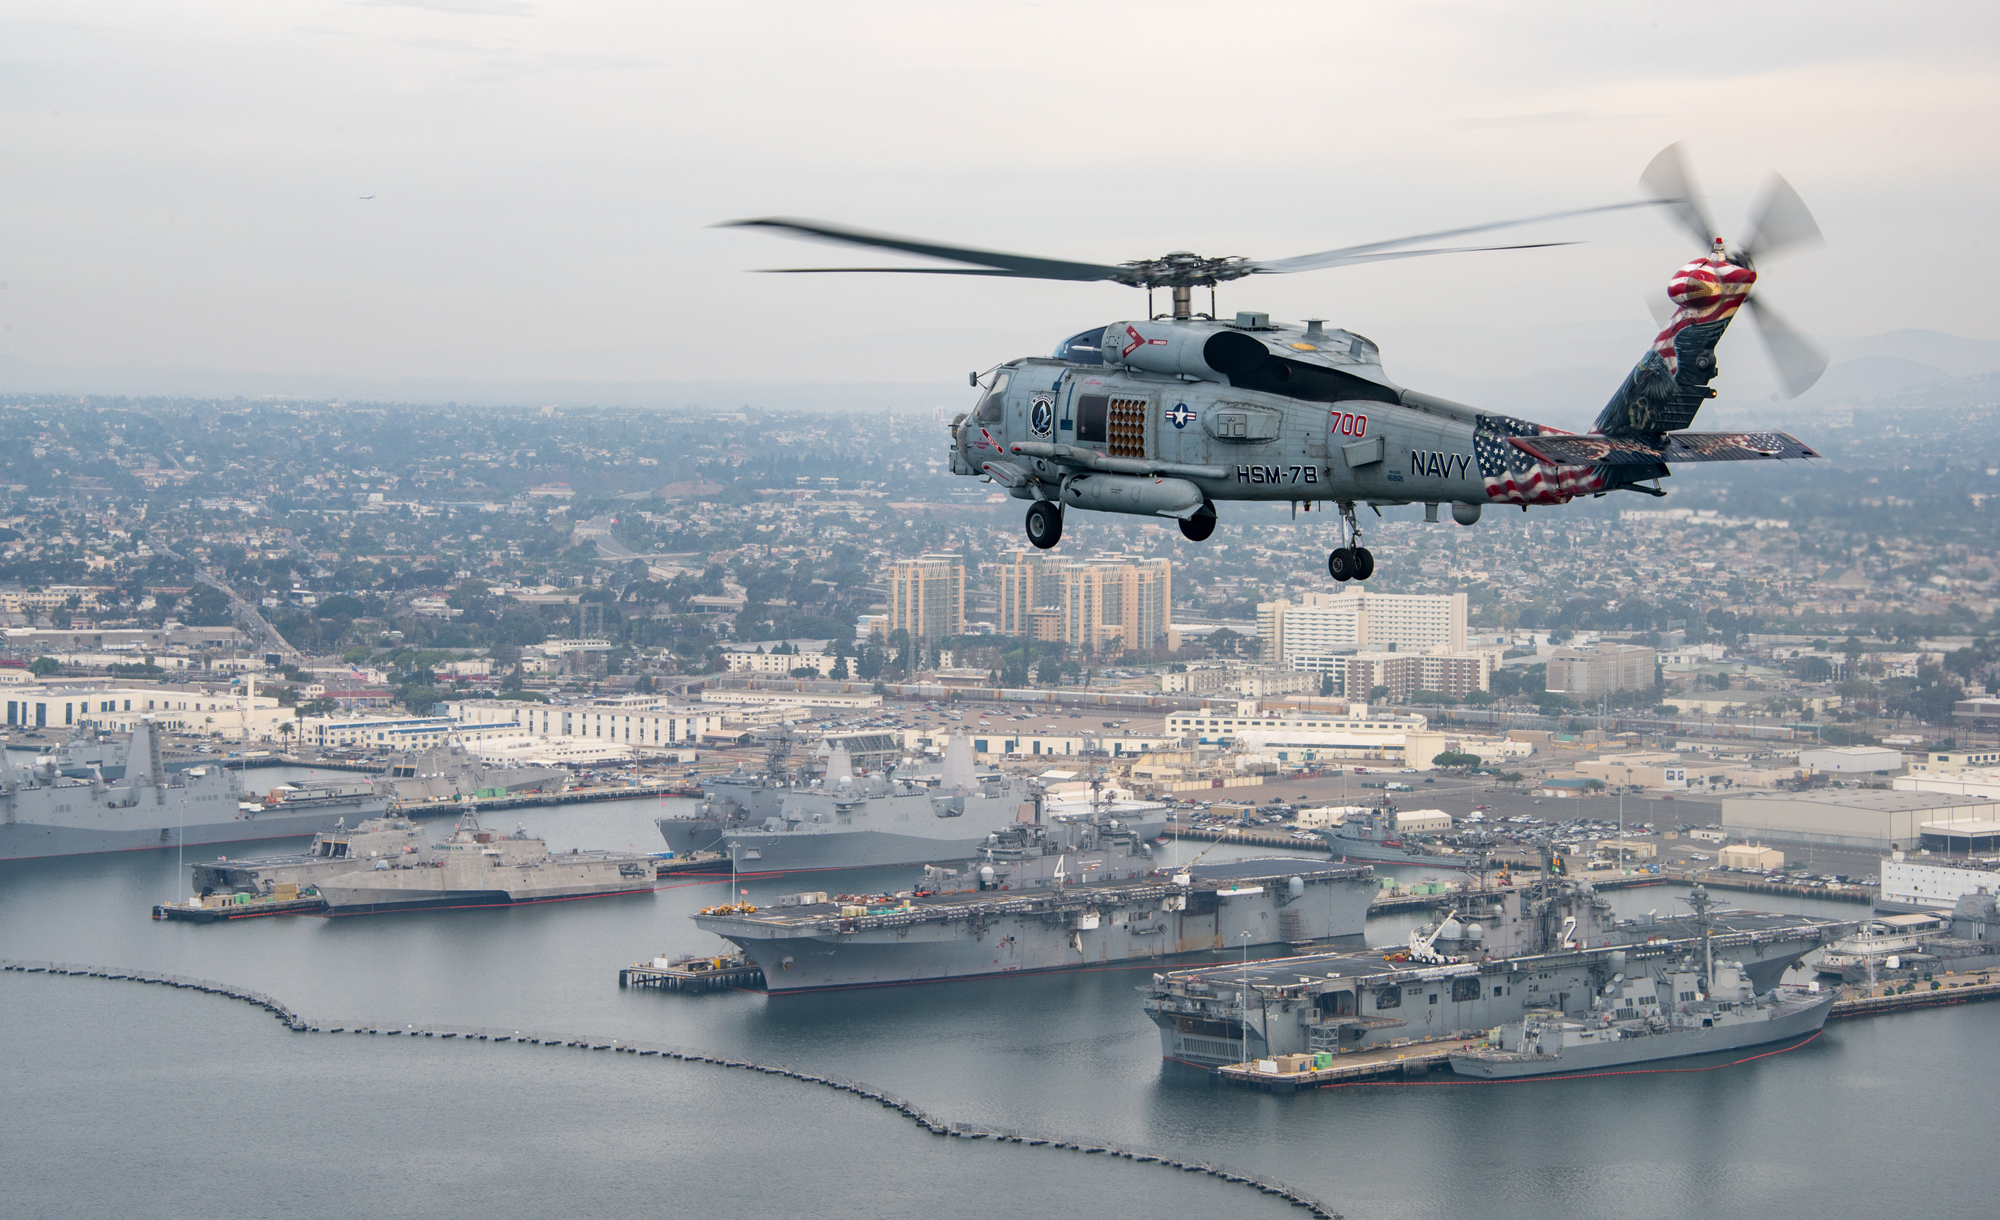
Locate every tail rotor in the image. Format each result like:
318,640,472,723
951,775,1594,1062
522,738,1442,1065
1641,143,1829,397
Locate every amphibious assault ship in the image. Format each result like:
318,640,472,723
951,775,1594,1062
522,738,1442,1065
1145,879,1849,1067
659,731,1167,874
315,813,656,915
693,809,1378,992
1451,891,1836,1078
0,723,387,860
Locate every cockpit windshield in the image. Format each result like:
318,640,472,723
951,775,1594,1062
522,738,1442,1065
1054,327,1109,366
974,370,1010,422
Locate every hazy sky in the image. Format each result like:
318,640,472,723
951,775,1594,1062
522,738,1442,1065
3,1,1996,403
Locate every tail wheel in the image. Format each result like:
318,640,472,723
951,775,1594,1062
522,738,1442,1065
1025,500,1063,550
1327,547,1354,582
1352,547,1375,580
1178,502,1217,542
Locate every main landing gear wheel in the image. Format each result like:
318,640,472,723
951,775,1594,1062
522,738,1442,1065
1025,500,1063,549
1328,501,1375,581
1178,502,1217,542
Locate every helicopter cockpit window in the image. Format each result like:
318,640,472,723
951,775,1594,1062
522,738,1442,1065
1054,328,1107,366
974,371,1010,422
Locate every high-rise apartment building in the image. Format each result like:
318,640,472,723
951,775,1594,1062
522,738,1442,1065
887,554,965,642
1257,588,1467,670
995,550,1171,653
1544,645,1655,697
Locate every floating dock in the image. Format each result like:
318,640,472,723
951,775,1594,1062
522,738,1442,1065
620,953,765,993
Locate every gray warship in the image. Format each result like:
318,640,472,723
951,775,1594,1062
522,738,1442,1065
1144,879,1850,1067
188,815,437,897
315,812,656,915
1450,891,1836,1078
1318,804,1475,869
0,722,388,861
659,731,1168,874
692,808,1378,992
384,743,568,806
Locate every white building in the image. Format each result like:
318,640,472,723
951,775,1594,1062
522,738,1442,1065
450,698,726,750
1878,855,2000,913
1258,589,1467,669
1163,699,1505,772
1799,745,1906,775
298,714,457,751
5,682,288,741
725,650,834,676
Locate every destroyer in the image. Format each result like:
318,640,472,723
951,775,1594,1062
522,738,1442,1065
315,813,655,915
1145,879,1848,1066
660,732,1167,874
0,722,387,860
693,823,1377,992
1318,804,1474,869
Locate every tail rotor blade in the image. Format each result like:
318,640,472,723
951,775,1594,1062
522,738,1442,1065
1644,290,1676,331
1738,173,1823,264
1746,295,1828,397
1639,142,1719,250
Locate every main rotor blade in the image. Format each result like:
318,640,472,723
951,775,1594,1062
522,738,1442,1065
1639,142,1719,249
757,267,1036,277
1250,200,1659,274
1738,173,1823,264
1253,240,1580,274
721,217,1132,282
1746,294,1828,397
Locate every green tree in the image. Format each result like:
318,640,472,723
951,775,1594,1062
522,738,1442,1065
28,656,60,677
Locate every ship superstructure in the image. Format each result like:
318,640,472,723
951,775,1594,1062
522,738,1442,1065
189,816,438,897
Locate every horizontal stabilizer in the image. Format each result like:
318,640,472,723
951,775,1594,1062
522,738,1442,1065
1507,430,1818,467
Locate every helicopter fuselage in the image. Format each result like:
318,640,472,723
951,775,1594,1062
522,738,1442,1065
950,313,1615,528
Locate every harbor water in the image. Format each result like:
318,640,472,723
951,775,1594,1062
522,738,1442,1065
2,796,1993,1219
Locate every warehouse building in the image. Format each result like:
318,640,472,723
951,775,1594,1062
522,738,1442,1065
1722,790,2000,850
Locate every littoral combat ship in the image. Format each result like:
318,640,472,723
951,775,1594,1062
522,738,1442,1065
1145,878,1850,1068
315,813,656,915
659,731,1168,874
0,722,387,860
693,810,1378,991
188,815,438,898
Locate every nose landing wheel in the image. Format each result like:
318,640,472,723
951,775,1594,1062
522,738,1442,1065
1025,500,1063,549
1327,502,1376,582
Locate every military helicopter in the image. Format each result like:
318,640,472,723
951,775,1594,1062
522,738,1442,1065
727,144,1825,581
